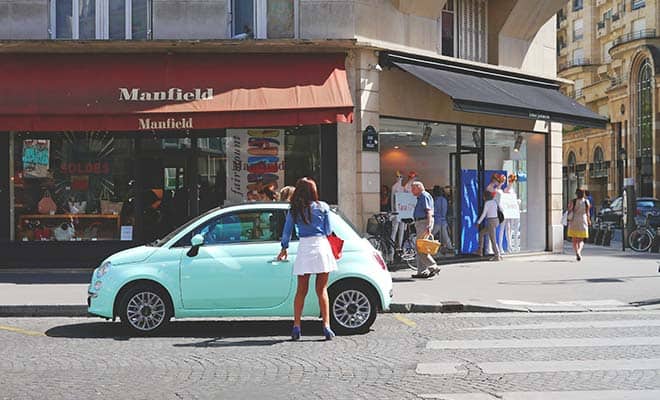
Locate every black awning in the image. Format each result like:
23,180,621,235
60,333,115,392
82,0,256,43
384,53,608,129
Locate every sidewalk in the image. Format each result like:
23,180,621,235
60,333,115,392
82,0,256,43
0,244,658,317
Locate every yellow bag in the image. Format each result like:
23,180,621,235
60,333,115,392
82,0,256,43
416,234,441,255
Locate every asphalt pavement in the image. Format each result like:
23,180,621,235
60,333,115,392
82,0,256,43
0,243,658,317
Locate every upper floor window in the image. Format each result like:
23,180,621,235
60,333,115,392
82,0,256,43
572,47,584,64
440,0,455,57
602,41,613,63
572,0,583,11
636,59,653,195
573,18,583,41
232,0,298,39
456,0,487,63
50,0,151,40
631,0,645,10
632,18,646,33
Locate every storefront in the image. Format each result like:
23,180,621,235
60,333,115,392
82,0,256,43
373,52,608,257
0,52,352,267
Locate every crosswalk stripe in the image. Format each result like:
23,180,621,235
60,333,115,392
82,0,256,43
418,390,660,400
417,358,660,375
427,337,660,349
461,319,660,330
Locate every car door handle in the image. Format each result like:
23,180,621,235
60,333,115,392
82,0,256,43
267,259,289,264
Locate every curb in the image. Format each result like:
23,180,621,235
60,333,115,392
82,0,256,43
0,305,89,317
1,302,658,318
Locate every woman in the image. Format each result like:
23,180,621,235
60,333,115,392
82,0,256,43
567,189,591,261
474,190,502,261
380,185,391,212
279,185,295,202
277,178,337,341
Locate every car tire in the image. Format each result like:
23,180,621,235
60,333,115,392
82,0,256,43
329,280,378,335
119,283,172,335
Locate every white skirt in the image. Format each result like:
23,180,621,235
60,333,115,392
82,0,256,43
293,236,338,276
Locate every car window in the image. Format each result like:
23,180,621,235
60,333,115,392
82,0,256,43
610,198,622,209
174,210,287,247
637,200,659,208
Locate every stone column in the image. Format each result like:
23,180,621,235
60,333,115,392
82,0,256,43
548,121,564,253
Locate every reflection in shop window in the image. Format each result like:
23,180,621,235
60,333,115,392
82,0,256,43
11,132,135,242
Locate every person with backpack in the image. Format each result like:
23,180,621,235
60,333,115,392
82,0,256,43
567,189,591,261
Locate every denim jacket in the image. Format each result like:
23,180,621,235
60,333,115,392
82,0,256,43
281,201,332,249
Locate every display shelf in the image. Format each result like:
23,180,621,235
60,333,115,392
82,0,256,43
18,214,122,241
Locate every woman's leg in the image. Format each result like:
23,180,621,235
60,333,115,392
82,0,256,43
572,237,578,254
293,274,310,327
577,238,584,257
315,273,330,327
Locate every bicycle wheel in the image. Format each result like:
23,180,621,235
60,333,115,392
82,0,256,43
400,233,417,270
628,229,653,252
367,236,384,252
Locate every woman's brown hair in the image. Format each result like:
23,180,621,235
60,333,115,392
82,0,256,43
290,177,319,224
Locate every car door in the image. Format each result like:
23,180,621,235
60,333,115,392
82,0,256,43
179,209,294,310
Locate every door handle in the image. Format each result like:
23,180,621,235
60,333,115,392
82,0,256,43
267,259,289,264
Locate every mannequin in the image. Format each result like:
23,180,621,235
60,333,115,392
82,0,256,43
390,171,406,250
403,170,418,192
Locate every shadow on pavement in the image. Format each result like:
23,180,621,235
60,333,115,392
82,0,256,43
45,319,337,344
498,274,660,286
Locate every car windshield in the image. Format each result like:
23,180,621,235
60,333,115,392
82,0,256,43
637,200,660,208
148,206,221,247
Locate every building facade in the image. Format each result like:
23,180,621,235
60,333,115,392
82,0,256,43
557,0,659,209
0,0,604,267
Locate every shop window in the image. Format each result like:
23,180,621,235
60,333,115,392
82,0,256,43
232,0,298,39
636,59,653,196
50,0,152,40
11,132,135,242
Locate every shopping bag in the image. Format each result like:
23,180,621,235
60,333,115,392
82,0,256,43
416,234,441,255
327,232,344,260
561,211,569,226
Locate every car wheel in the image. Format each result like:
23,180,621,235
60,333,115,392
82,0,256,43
329,280,378,335
119,284,171,335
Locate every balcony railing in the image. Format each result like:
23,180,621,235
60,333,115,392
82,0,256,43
613,29,657,46
559,58,593,71
608,74,629,89
589,161,611,179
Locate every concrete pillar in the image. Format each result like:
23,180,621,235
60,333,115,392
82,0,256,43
548,122,564,253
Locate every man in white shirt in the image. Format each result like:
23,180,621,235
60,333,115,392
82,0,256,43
474,190,502,261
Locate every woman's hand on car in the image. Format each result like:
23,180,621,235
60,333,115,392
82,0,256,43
277,248,288,261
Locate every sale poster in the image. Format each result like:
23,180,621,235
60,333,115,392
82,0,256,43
225,129,285,204
22,139,50,178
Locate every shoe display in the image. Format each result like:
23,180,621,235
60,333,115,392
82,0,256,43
291,326,301,341
322,326,335,341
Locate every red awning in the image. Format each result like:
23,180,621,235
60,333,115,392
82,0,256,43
0,53,353,131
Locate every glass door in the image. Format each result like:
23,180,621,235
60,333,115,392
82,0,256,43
453,126,484,254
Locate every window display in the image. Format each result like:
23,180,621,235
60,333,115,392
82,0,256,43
11,132,135,242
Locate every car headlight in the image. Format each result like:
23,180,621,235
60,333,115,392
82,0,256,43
96,261,111,278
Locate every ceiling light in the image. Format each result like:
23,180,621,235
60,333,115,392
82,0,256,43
393,145,400,149
421,125,432,147
513,132,523,152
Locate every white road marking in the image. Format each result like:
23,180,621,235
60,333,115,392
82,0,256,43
461,319,660,330
427,337,660,349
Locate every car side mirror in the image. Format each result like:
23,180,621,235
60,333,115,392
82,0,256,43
187,234,204,257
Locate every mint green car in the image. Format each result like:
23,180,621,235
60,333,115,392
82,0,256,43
88,203,393,335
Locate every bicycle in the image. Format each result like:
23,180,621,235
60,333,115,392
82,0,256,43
366,212,417,270
628,214,658,252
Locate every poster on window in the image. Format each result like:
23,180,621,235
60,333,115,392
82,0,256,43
393,192,417,219
225,129,285,204
22,139,50,178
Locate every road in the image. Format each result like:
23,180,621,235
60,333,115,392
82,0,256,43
2,311,660,399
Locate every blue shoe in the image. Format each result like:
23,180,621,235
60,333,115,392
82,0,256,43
322,326,335,341
291,326,301,341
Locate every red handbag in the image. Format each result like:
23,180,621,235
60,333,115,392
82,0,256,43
327,232,344,260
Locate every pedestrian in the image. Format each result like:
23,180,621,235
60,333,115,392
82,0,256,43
474,190,502,261
279,185,295,202
277,177,337,341
380,184,391,212
410,181,440,278
567,188,591,261
432,185,453,254
585,190,595,220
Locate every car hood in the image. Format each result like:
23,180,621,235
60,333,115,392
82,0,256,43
106,246,158,266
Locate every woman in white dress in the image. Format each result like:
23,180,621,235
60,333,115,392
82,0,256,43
278,177,338,341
